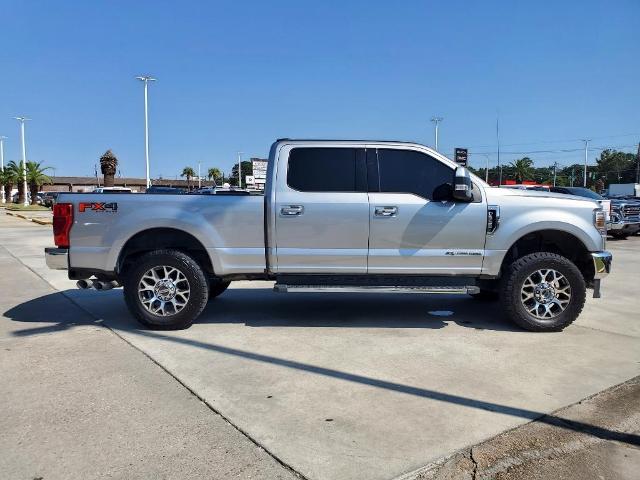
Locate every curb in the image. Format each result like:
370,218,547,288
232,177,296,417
5,211,53,225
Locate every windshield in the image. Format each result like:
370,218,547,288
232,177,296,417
566,188,603,200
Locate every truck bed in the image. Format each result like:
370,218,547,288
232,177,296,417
59,192,266,276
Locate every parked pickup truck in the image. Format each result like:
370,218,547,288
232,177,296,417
45,139,612,332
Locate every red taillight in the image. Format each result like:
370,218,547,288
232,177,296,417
53,203,73,248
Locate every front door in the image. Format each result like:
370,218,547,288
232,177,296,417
274,145,370,273
367,146,487,275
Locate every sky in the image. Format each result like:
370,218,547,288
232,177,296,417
0,0,638,179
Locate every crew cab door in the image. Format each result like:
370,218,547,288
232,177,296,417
367,147,487,274
273,145,369,273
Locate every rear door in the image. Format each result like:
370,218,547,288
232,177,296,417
367,146,487,275
273,145,370,273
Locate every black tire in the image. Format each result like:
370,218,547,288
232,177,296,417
501,252,586,332
123,249,209,330
209,281,230,300
469,289,500,301
610,231,629,239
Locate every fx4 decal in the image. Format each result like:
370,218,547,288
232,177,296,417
78,202,118,213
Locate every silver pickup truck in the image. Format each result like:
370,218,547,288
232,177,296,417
45,139,612,332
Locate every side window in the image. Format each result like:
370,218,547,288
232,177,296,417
377,149,453,199
287,147,366,192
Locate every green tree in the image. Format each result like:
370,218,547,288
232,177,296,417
7,161,26,203
181,166,195,190
230,161,253,187
100,150,118,187
207,167,223,184
509,157,534,184
26,161,53,205
0,167,17,203
596,149,636,186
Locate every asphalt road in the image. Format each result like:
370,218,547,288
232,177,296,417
1,213,639,480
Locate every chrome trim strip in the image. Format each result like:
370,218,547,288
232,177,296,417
274,284,480,294
45,247,69,270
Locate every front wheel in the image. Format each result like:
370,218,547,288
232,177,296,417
123,249,209,330
501,252,586,332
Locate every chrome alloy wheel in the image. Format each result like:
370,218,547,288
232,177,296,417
138,265,190,316
521,269,571,319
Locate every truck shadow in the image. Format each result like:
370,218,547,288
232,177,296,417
198,288,519,331
4,287,519,333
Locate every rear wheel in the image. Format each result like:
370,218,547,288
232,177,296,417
123,249,209,330
501,252,586,332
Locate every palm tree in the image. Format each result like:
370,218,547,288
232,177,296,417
181,166,195,190
0,167,17,203
509,157,534,184
207,167,222,185
100,150,118,187
7,161,26,204
26,161,53,205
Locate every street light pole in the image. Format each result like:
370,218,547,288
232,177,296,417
136,75,156,188
581,139,590,187
14,117,30,206
0,136,6,203
430,117,443,151
198,161,202,189
237,152,243,189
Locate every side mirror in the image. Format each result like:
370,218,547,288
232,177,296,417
452,167,473,202
432,183,453,201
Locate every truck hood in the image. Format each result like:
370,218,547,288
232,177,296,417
486,187,599,204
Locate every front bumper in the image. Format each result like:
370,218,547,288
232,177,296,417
591,251,612,279
608,220,640,232
45,247,69,270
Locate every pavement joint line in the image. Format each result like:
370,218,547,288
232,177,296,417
393,376,640,480
572,322,640,340
1,243,310,480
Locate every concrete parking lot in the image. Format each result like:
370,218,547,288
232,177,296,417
1,212,639,479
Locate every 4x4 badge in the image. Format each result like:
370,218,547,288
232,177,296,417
78,202,118,213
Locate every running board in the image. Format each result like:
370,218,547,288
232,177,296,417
274,284,480,295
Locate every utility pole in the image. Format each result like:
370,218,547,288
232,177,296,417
430,117,443,151
636,142,640,183
14,117,30,206
553,162,558,186
136,75,156,188
496,115,502,186
0,136,6,203
237,152,243,189
198,161,202,189
581,139,590,187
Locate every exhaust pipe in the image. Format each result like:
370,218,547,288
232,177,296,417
93,280,120,291
76,279,94,289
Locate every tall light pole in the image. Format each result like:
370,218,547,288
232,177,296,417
198,161,202,189
14,117,30,206
581,139,590,187
237,151,243,189
0,136,6,203
430,117,443,151
136,75,156,188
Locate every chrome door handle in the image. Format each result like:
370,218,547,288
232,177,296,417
280,205,304,216
375,206,398,217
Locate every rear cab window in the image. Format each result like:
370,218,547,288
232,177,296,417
287,147,366,192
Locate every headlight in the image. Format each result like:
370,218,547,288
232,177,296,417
594,209,606,235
